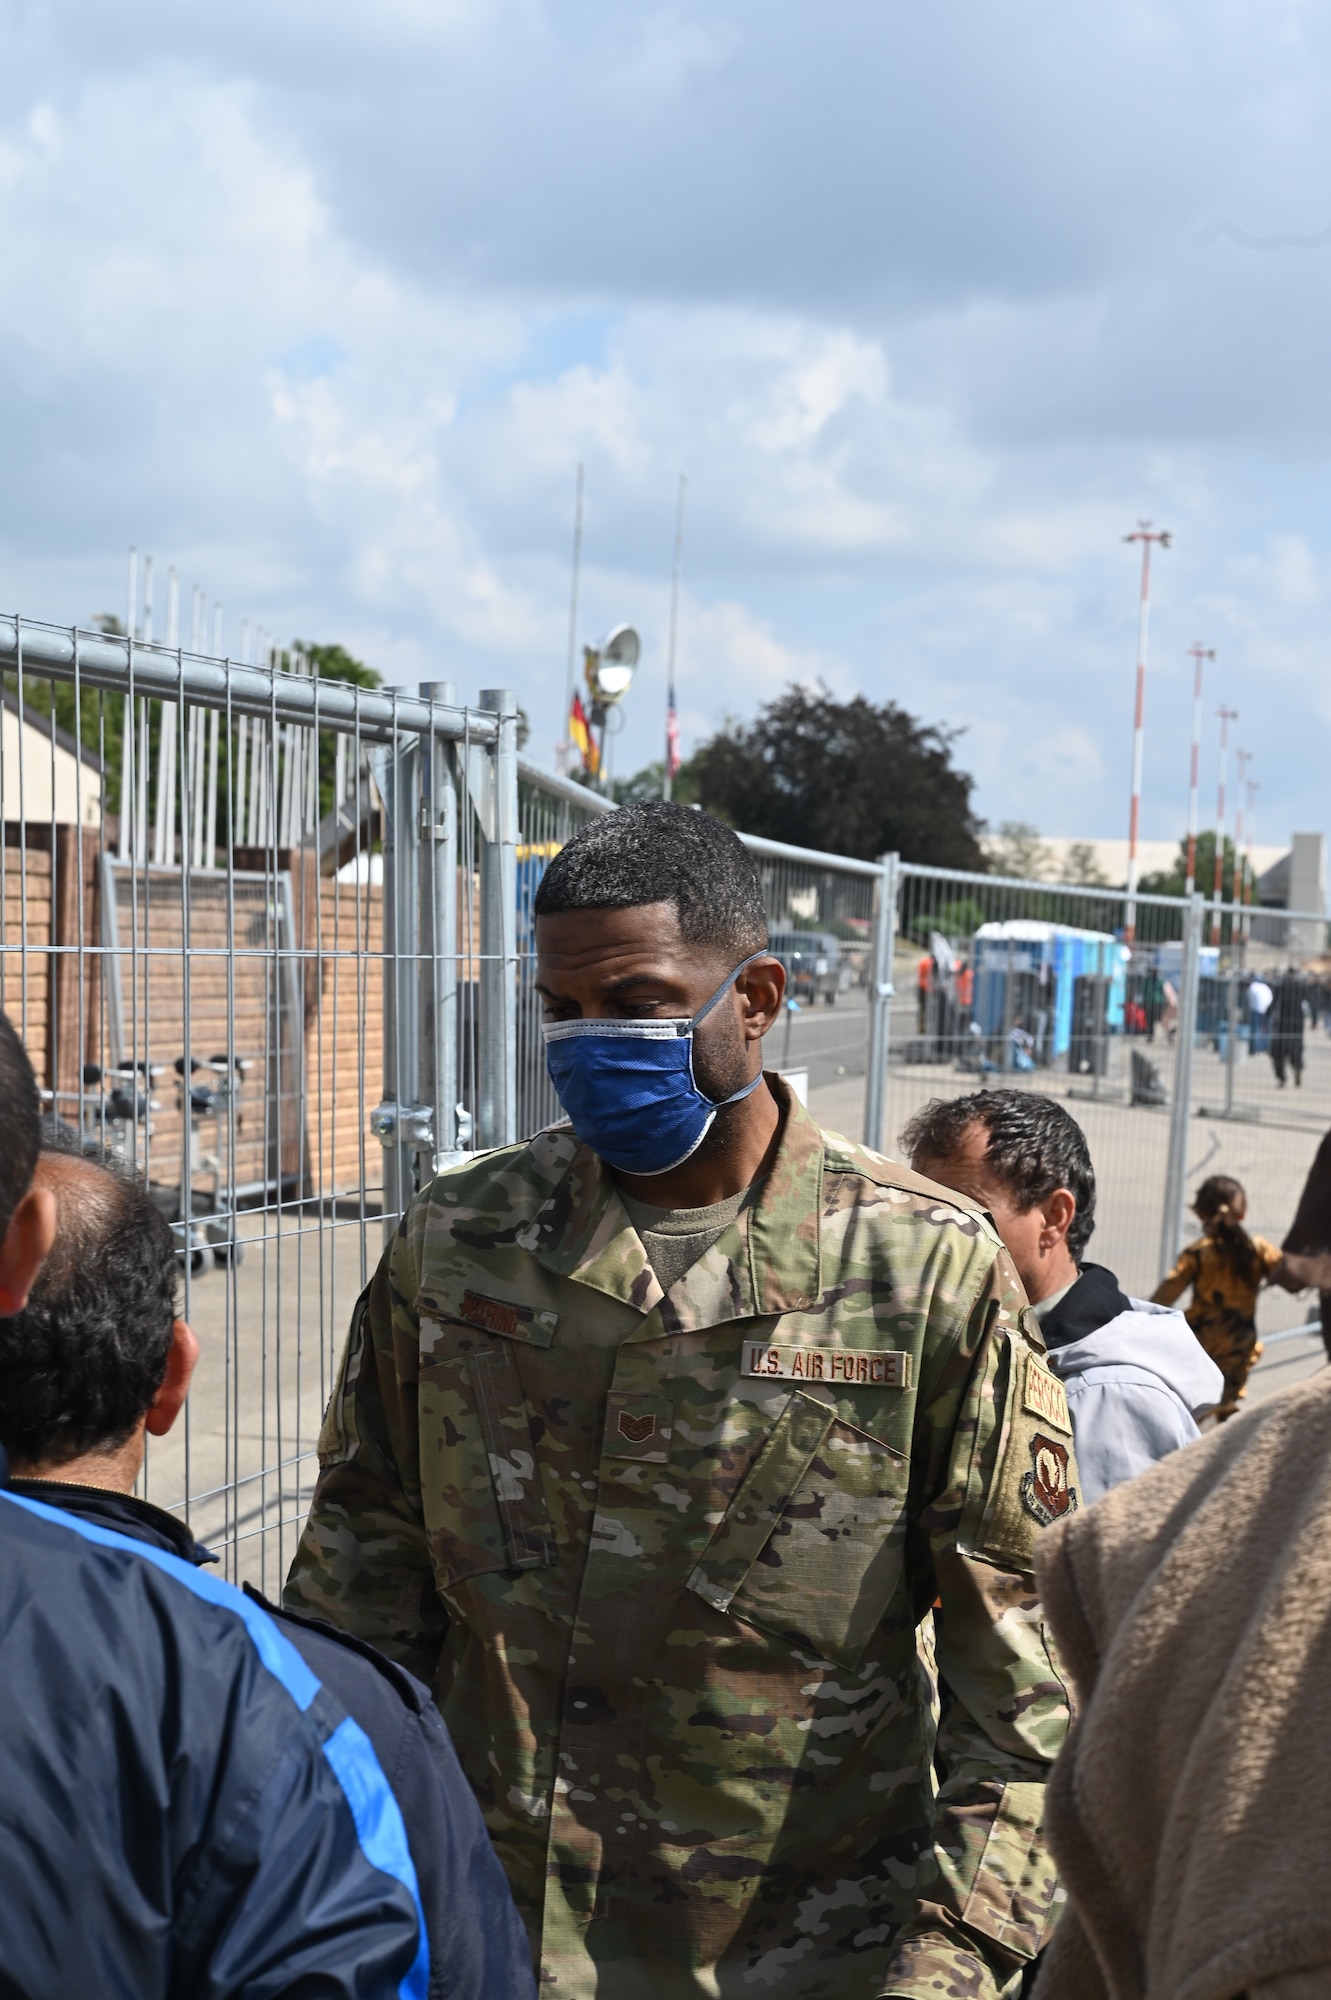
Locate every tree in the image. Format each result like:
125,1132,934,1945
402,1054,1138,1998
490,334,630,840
1058,841,1109,888
986,821,1051,880
609,760,701,806
295,642,381,825
688,685,986,869
1138,830,1238,901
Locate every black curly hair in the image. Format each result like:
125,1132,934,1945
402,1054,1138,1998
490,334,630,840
901,1088,1097,1262
533,801,768,960
0,1145,179,1466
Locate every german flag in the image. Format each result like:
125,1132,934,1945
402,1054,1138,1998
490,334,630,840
569,692,599,777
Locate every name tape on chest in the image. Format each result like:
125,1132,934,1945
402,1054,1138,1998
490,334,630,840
741,1341,912,1389
453,1291,558,1346
1022,1351,1072,1435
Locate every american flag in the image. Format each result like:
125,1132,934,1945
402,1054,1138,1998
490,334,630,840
666,685,680,780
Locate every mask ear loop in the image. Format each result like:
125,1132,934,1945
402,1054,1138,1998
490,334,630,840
688,948,775,1108
688,949,771,1030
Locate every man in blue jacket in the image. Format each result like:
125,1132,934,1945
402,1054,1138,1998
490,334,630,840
0,1013,531,1998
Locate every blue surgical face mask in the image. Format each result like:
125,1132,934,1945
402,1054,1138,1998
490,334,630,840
542,953,767,1176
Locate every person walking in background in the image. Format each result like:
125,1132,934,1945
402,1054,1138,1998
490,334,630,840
916,948,932,1032
1153,1173,1331,1419
1248,972,1273,1055
1269,968,1307,1086
905,1091,1222,1504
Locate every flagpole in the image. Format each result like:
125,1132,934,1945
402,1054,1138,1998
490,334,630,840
663,473,687,801
561,463,584,772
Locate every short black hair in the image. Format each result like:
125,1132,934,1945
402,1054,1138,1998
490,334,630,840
901,1089,1097,1262
0,1011,40,1237
533,802,768,958
0,1148,179,1466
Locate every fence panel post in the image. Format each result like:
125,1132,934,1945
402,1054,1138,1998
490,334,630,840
374,725,422,1243
477,688,518,1150
1159,890,1204,1279
420,683,459,1170
862,851,899,1153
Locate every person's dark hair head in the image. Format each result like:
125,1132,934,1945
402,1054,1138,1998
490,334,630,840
533,802,768,960
0,1011,40,1237
901,1089,1097,1262
0,1146,179,1466
1193,1173,1261,1288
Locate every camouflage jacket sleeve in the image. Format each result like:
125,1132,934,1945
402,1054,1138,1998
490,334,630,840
283,1220,448,1686
882,1243,1077,2000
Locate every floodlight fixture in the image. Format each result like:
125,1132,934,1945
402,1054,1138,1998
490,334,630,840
591,624,640,704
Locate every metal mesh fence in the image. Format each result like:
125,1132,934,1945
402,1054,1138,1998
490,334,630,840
1,620,506,1591
884,865,1331,1363
4,612,1329,1589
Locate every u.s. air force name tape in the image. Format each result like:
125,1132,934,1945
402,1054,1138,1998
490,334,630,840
1022,1351,1072,1435
741,1342,912,1388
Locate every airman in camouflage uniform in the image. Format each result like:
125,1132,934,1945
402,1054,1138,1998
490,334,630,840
287,800,1077,1998
287,1088,1076,1997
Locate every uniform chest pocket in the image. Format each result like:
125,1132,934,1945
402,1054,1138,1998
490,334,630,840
418,1320,556,1588
686,1389,909,1670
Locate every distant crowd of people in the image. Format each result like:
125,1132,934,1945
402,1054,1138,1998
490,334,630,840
4,798,1331,1999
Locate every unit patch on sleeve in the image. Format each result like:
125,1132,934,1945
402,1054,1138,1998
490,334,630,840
1020,1433,1078,1526
980,1335,1082,1568
1021,1352,1072,1436
741,1342,912,1389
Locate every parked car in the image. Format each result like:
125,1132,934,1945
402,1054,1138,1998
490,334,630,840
769,929,845,1005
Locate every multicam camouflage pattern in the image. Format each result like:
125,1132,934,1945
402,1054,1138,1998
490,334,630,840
286,1080,1075,1999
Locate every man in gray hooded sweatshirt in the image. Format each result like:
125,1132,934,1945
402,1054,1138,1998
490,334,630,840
906,1090,1222,1504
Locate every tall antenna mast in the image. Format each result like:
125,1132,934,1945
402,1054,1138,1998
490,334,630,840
561,463,584,771
1184,642,1214,896
1211,705,1239,945
663,474,687,803
1121,521,1171,946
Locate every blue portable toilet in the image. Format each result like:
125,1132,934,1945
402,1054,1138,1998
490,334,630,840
972,920,1128,1062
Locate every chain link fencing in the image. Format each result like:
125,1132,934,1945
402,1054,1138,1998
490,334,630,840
4,612,1329,1583
876,863,1331,1368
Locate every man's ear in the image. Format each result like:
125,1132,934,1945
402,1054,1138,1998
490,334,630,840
737,955,786,1039
1042,1188,1077,1250
145,1320,199,1438
0,1186,57,1316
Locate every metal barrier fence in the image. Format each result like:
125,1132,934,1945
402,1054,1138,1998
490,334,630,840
2,619,515,1592
3,613,1328,1586
877,864,1331,1332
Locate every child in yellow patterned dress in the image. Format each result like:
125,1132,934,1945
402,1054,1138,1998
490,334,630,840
1154,1174,1331,1419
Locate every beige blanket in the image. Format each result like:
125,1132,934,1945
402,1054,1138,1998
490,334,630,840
1032,1370,1331,2000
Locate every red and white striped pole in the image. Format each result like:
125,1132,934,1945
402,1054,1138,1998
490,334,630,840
1211,705,1238,945
1184,642,1214,896
1233,748,1253,936
1242,777,1259,943
1122,522,1171,946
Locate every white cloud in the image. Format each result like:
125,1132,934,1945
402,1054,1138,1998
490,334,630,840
0,3,1327,848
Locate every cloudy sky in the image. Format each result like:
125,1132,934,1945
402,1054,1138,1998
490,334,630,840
2,0,1329,848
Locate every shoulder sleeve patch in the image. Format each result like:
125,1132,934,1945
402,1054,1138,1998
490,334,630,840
980,1342,1081,1570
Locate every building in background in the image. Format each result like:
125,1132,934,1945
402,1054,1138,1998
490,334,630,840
1,690,102,828
1254,834,1328,961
